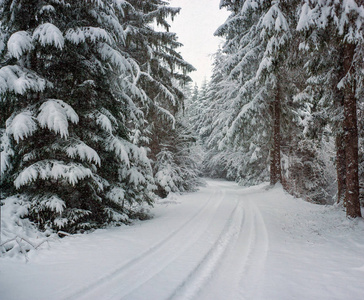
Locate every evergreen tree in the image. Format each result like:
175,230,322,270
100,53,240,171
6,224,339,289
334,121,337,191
297,0,363,217
292,16,346,203
121,0,199,196
0,0,155,232
198,1,269,183
191,0,338,204
205,0,302,186
197,51,248,180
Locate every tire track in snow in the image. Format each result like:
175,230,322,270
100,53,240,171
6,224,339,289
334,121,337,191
120,190,239,300
194,197,269,300
238,200,269,299
121,186,269,300
196,197,254,300
168,199,243,300
65,188,226,300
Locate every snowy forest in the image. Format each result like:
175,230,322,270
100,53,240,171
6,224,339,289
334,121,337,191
0,0,363,257
191,0,364,217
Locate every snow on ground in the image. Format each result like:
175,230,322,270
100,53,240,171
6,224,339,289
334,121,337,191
1,179,364,300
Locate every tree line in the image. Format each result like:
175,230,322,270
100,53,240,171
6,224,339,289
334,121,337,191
1,0,362,241
188,0,363,218
0,0,201,233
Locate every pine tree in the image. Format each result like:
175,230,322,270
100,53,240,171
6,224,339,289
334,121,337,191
0,0,155,232
196,0,335,203
297,0,364,217
292,20,345,203
184,82,201,136
210,0,302,186
199,1,270,183
195,51,243,180
121,0,199,196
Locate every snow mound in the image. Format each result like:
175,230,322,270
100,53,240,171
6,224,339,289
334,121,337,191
0,196,54,260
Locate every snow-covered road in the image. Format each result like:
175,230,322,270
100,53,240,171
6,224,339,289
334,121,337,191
1,180,364,300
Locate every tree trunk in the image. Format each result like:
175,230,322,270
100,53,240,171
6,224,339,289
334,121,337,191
336,132,346,205
270,84,282,186
342,42,361,218
334,66,346,205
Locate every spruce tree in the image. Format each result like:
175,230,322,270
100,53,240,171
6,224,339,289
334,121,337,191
293,20,345,203
210,0,302,186
0,0,155,232
297,0,363,217
121,0,199,196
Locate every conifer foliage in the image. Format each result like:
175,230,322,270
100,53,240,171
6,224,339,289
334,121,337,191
121,0,199,197
297,0,363,217
0,0,197,238
197,0,301,186
193,0,363,216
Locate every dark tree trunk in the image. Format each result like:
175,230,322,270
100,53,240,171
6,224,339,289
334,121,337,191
336,132,346,205
334,60,346,205
270,84,282,186
342,42,361,218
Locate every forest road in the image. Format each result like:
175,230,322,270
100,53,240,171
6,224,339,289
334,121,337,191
65,180,270,300
2,179,363,300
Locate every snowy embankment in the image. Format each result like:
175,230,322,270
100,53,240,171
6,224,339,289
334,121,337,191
1,179,364,300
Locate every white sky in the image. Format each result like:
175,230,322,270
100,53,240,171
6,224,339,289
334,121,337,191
168,0,230,87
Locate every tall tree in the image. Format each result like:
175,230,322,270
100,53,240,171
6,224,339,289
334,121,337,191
121,0,199,196
213,0,301,186
297,0,363,217
0,0,155,232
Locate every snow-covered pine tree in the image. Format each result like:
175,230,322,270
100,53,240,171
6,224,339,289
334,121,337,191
291,12,347,204
209,0,302,186
184,82,201,137
195,1,269,183
182,82,205,177
188,80,210,139
121,0,199,196
0,0,155,233
297,0,364,217
194,51,244,180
